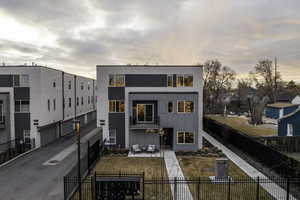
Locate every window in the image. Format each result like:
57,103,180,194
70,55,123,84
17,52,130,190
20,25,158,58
109,100,125,113
77,97,79,106
53,81,56,88
13,75,20,87
47,99,50,111
68,80,72,90
177,132,194,144
88,96,90,104
167,75,173,87
109,75,125,87
176,74,193,87
81,97,84,106
20,75,29,87
88,83,90,90
15,100,30,113
287,124,294,136
168,101,173,113
137,104,154,123
53,99,56,111
69,98,72,108
177,101,194,113
107,129,117,145
81,82,84,90
63,98,65,109
23,130,31,144
0,100,3,123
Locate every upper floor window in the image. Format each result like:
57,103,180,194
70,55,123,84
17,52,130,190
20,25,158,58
177,100,194,113
76,97,79,106
15,100,30,113
68,98,72,108
109,75,125,87
109,100,125,113
176,74,193,87
53,81,56,88
47,99,50,111
13,74,29,87
88,96,90,104
177,131,194,144
88,83,90,90
53,99,56,111
81,82,84,90
81,96,84,105
68,80,72,90
167,75,173,87
0,100,3,124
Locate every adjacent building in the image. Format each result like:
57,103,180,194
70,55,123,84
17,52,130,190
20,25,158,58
0,65,96,148
278,108,300,136
97,65,203,151
265,103,299,120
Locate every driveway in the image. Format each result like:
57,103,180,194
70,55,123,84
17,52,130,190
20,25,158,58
0,123,98,200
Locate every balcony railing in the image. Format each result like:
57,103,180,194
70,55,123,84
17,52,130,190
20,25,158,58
129,116,160,129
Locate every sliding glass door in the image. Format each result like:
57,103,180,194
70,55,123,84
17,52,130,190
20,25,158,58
137,104,154,123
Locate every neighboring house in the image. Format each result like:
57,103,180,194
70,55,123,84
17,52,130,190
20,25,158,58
97,65,203,151
0,65,96,147
265,103,299,120
291,95,300,105
278,108,300,136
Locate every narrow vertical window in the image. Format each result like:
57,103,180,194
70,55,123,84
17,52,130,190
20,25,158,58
13,75,20,87
76,97,79,106
81,97,84,105
168,101,173,113
53,99,56,111
69,98,72,108
68,80,72,90
167,75,173,87
47,99,50,111
176,75,184,87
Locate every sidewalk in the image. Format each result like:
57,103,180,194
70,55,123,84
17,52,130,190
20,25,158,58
164,150,193,200
202,130,296,200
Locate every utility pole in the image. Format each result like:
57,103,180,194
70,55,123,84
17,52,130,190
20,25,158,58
274,57,278,102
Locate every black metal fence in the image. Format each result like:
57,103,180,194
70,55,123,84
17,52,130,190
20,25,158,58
64,174,300,200
0,138,34,165
64,138,106,200
203,117,300,178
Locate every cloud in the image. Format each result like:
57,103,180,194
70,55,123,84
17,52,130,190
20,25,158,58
0,0,299,81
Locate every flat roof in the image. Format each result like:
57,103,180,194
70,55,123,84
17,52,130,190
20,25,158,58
97,64,203,68
267,102,298,108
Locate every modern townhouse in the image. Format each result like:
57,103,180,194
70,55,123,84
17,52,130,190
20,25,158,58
0,65,96,148
97,65,203,151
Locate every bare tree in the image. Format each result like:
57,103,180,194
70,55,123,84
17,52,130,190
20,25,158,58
203,60,236,114
248,96,269,125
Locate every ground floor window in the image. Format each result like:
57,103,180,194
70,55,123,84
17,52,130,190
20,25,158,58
287,124,294,136
177,100,194,113
15,100,30,113
109,100,125,113
107,129,117,145
23,130,31,145
177,131,194,144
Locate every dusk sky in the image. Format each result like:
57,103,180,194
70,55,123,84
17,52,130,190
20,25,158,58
0,0,299,81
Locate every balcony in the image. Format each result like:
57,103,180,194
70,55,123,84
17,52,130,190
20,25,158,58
129,116,160,130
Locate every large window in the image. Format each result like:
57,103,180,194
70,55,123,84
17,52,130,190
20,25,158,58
167,75,173,87
177,100,194,113
109,100,125,113
107,129,117,145
176,74,193,87
109,75,125,87
137,104,154,123
13,75,29,87
15,100,30,113
177,132,194,144
0,100,3,123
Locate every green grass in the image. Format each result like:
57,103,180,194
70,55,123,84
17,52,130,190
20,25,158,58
178,156,274,200
207,115,277,137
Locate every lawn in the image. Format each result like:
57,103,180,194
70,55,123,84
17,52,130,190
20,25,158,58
178,156,273,200
207,115,277,137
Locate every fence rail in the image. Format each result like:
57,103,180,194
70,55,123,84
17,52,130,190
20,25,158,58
64,175,300,200
0,138,34,165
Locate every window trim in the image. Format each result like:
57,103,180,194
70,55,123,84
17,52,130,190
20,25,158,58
177,131,195,144
106,129,117,145
177,100,194,113
136,104,154,123
176,74,193,87
109,100,125,113
15,100,30,113
167,74,173,87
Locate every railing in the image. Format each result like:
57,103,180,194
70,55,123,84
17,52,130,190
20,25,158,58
0,138,34,165
64,175,300,200
130,116,160,126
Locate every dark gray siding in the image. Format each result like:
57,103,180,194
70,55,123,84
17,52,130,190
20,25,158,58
265,107,280,119
87,111,96,123
14,113,30,139
125,74,167,87
283,106,299,116
278,110,300,136
108,87,125,100
39,123,58,146
14,87,30,99
62,119,74,136
109,113,125,148
0,75,13,87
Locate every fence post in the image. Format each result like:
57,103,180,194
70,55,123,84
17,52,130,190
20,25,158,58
228,178,231,200
142,172,145,200
174,177,177,200
286,177,290,200
63,177,66,200
197,177,201,200
256,177,260,200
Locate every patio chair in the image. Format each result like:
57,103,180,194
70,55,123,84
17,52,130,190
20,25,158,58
146,145,156,153
132,144,142,154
